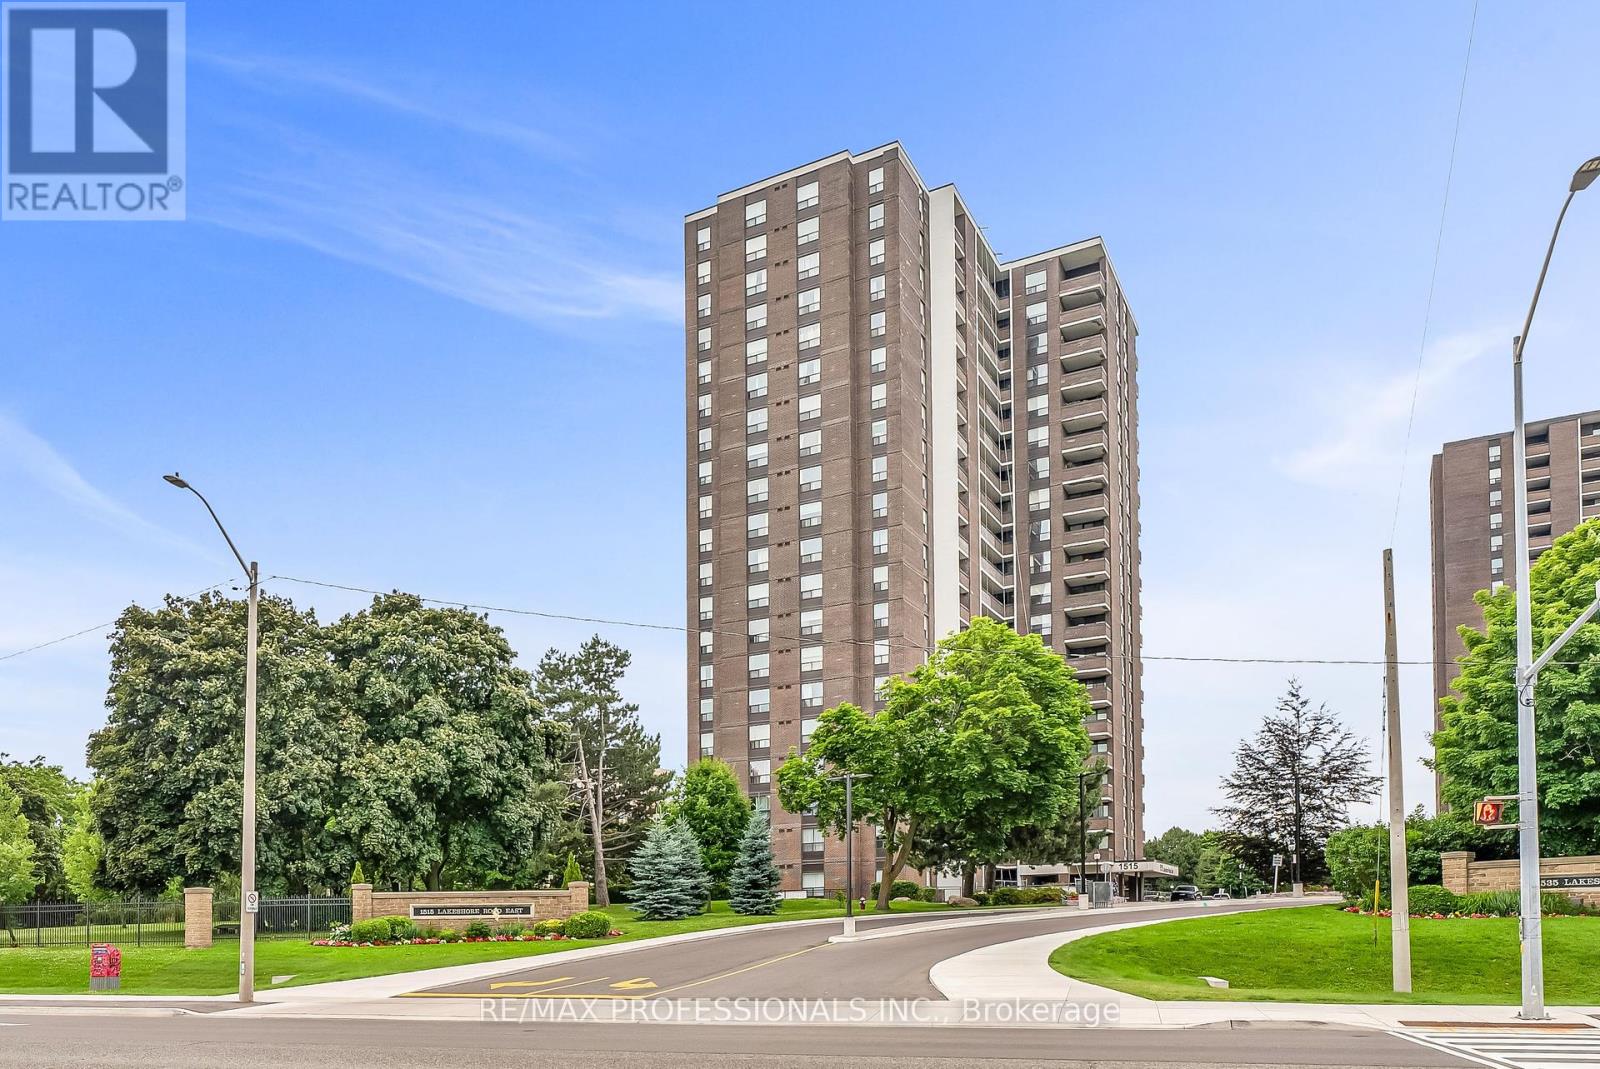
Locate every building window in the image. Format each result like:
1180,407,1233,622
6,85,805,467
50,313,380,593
747,546,769,575
747,583,769,609
1027,395,1048,419
867,166,884,194
872,528,888,556
797,216,819,245
745,268,767,296
747,442,768,469
697,326,712,353
868,203,885,230
699,561,713,587
749,759,771,786
873,602,889,629
798,357,821,385
800,645,822,673
797,251,820,280
796,180,819,211
746,372,767,399
1024,269,1047,295
1028,425,1049,449
869,311,886,337
747,653,769,680
801,682,824,711
874,639,890,666
801,715,819,742
800,536,822,564
800,501,821,529
699,630,713,655
697,293,711,319
746,477,768,504
872,491,888,519
699,595,713,623
798,323,821,351
747,512,768,539
869,275,885,301
697,261,711,286
1489,466,1502,485
870,383,887,409
698,528,713,553
799,394,821,421
1029,487,1049,512
745,234,766,262
745,199,766,227
869,238,885,267
799,430,822,458
871,419,888,447
698,426,712,451
698,460,712,487
748,687,770,714
700,731,713,758
698,494,713,520
746,304,767,331
1026,301,1047,326
699,697,713,722
747,407,768,435
799,465,822,493
696,226,711,252
872,565,889,594
800,573,822,601
872,456,888,483
800,609,822,638
699,664,713,688
870,346,887,373
748,722,771,750
798,287,821,316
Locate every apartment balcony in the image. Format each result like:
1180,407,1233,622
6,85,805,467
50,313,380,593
1083,716,1113,739
1058,272,1105,312
1059,304,1106,342
1083,682,1113,710
1062,620,1112,648
1060,492,1109,525
980,556,1011,598
1060,397,1109,434
1062,589,1111,617
1065,653,1111,679
1059,338,1106,374
1060,428,1108,463
1060,460,1108,493
1062,524,1109,555
1059,366,1107,403
1060,555,1110,587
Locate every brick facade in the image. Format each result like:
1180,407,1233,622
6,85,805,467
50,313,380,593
1440,851,1600,908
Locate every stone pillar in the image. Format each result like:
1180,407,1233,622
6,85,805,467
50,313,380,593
351,882,373,923
1440,851,1473,894
568,881,590,914
183,887,213,949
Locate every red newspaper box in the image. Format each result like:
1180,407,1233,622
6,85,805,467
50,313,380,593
90,943,122,992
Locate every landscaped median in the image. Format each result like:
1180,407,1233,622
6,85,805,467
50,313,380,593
1048,903,1600,1006
0,897,989,996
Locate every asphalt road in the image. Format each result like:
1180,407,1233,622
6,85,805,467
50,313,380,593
413,899,1295,1000
0,1014,1476,1068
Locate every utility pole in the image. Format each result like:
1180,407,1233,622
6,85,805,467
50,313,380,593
1382,548,1411,993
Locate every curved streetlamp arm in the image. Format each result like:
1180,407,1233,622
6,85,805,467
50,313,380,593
180,483,252,581
1513,189,1576,362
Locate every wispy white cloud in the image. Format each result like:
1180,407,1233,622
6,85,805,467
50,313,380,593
194,49,575,160
0,412,192,550
1277,327,1500,490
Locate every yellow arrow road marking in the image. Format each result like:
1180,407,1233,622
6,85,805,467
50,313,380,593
609,977,658,990
487,976,575,991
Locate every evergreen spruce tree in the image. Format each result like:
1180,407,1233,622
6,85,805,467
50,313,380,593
727,812,781,915
627,818,708,920
562,851,583,886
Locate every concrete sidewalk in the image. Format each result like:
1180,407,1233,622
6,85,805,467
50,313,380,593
928,905,1600,1030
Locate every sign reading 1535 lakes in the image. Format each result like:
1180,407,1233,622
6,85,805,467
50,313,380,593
2,2,186,220
410,904,535,920
1542,875,1600,891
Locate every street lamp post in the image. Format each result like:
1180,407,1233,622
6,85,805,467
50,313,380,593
827,772,871,938
1506,155,1598,1021
163,474,258,1004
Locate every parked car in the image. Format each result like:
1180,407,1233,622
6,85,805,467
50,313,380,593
1212,889,1232,899
1170,884,1202,901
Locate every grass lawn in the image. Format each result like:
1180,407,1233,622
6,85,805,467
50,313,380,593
0,898,964,996
1049,905,1600,1005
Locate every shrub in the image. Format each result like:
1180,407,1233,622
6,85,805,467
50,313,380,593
349,918,392,943
495,923,525,937
1459,891,1521,917
436,928,459,942
988,887,1022,906
562,852,583,887
972,891,990,906
916,886,940,903
534,918,566,937
564,910,611,939
1022,886,1065,905
869,880,922,901
1406,885,1462,916
385,917,418,941
464,920,493,939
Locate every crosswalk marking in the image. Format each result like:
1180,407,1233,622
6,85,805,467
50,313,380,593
1392,1027,1600,1069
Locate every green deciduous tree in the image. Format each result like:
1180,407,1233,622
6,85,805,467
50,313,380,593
667,758,751,888
329,593,565,891
535,636,671,908
1431,519,1600,856
1144,826,1206,884
0,781,36,905
1214,679,1380,889
62,782,108,902
728,812,780,916
778,618,1090,910
1324,808,1511,901
627,818,709,920
0,755,80,900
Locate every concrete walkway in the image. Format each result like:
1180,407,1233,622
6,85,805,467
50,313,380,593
928,902,1600,1030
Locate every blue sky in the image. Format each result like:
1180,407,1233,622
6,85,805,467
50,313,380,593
2,1,1598,836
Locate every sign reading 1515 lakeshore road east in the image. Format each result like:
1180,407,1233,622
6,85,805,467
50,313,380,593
2,1,186,220
410,904,535,920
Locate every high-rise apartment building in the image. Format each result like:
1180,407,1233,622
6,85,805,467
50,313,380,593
1430,408,1600,798
685,143,1144,896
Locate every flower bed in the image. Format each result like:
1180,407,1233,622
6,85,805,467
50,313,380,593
313,911,621,947
310,931,622,947
1341,905,1596,920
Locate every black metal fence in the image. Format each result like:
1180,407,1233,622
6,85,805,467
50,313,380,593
213,896,350,941
0,899,186,947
